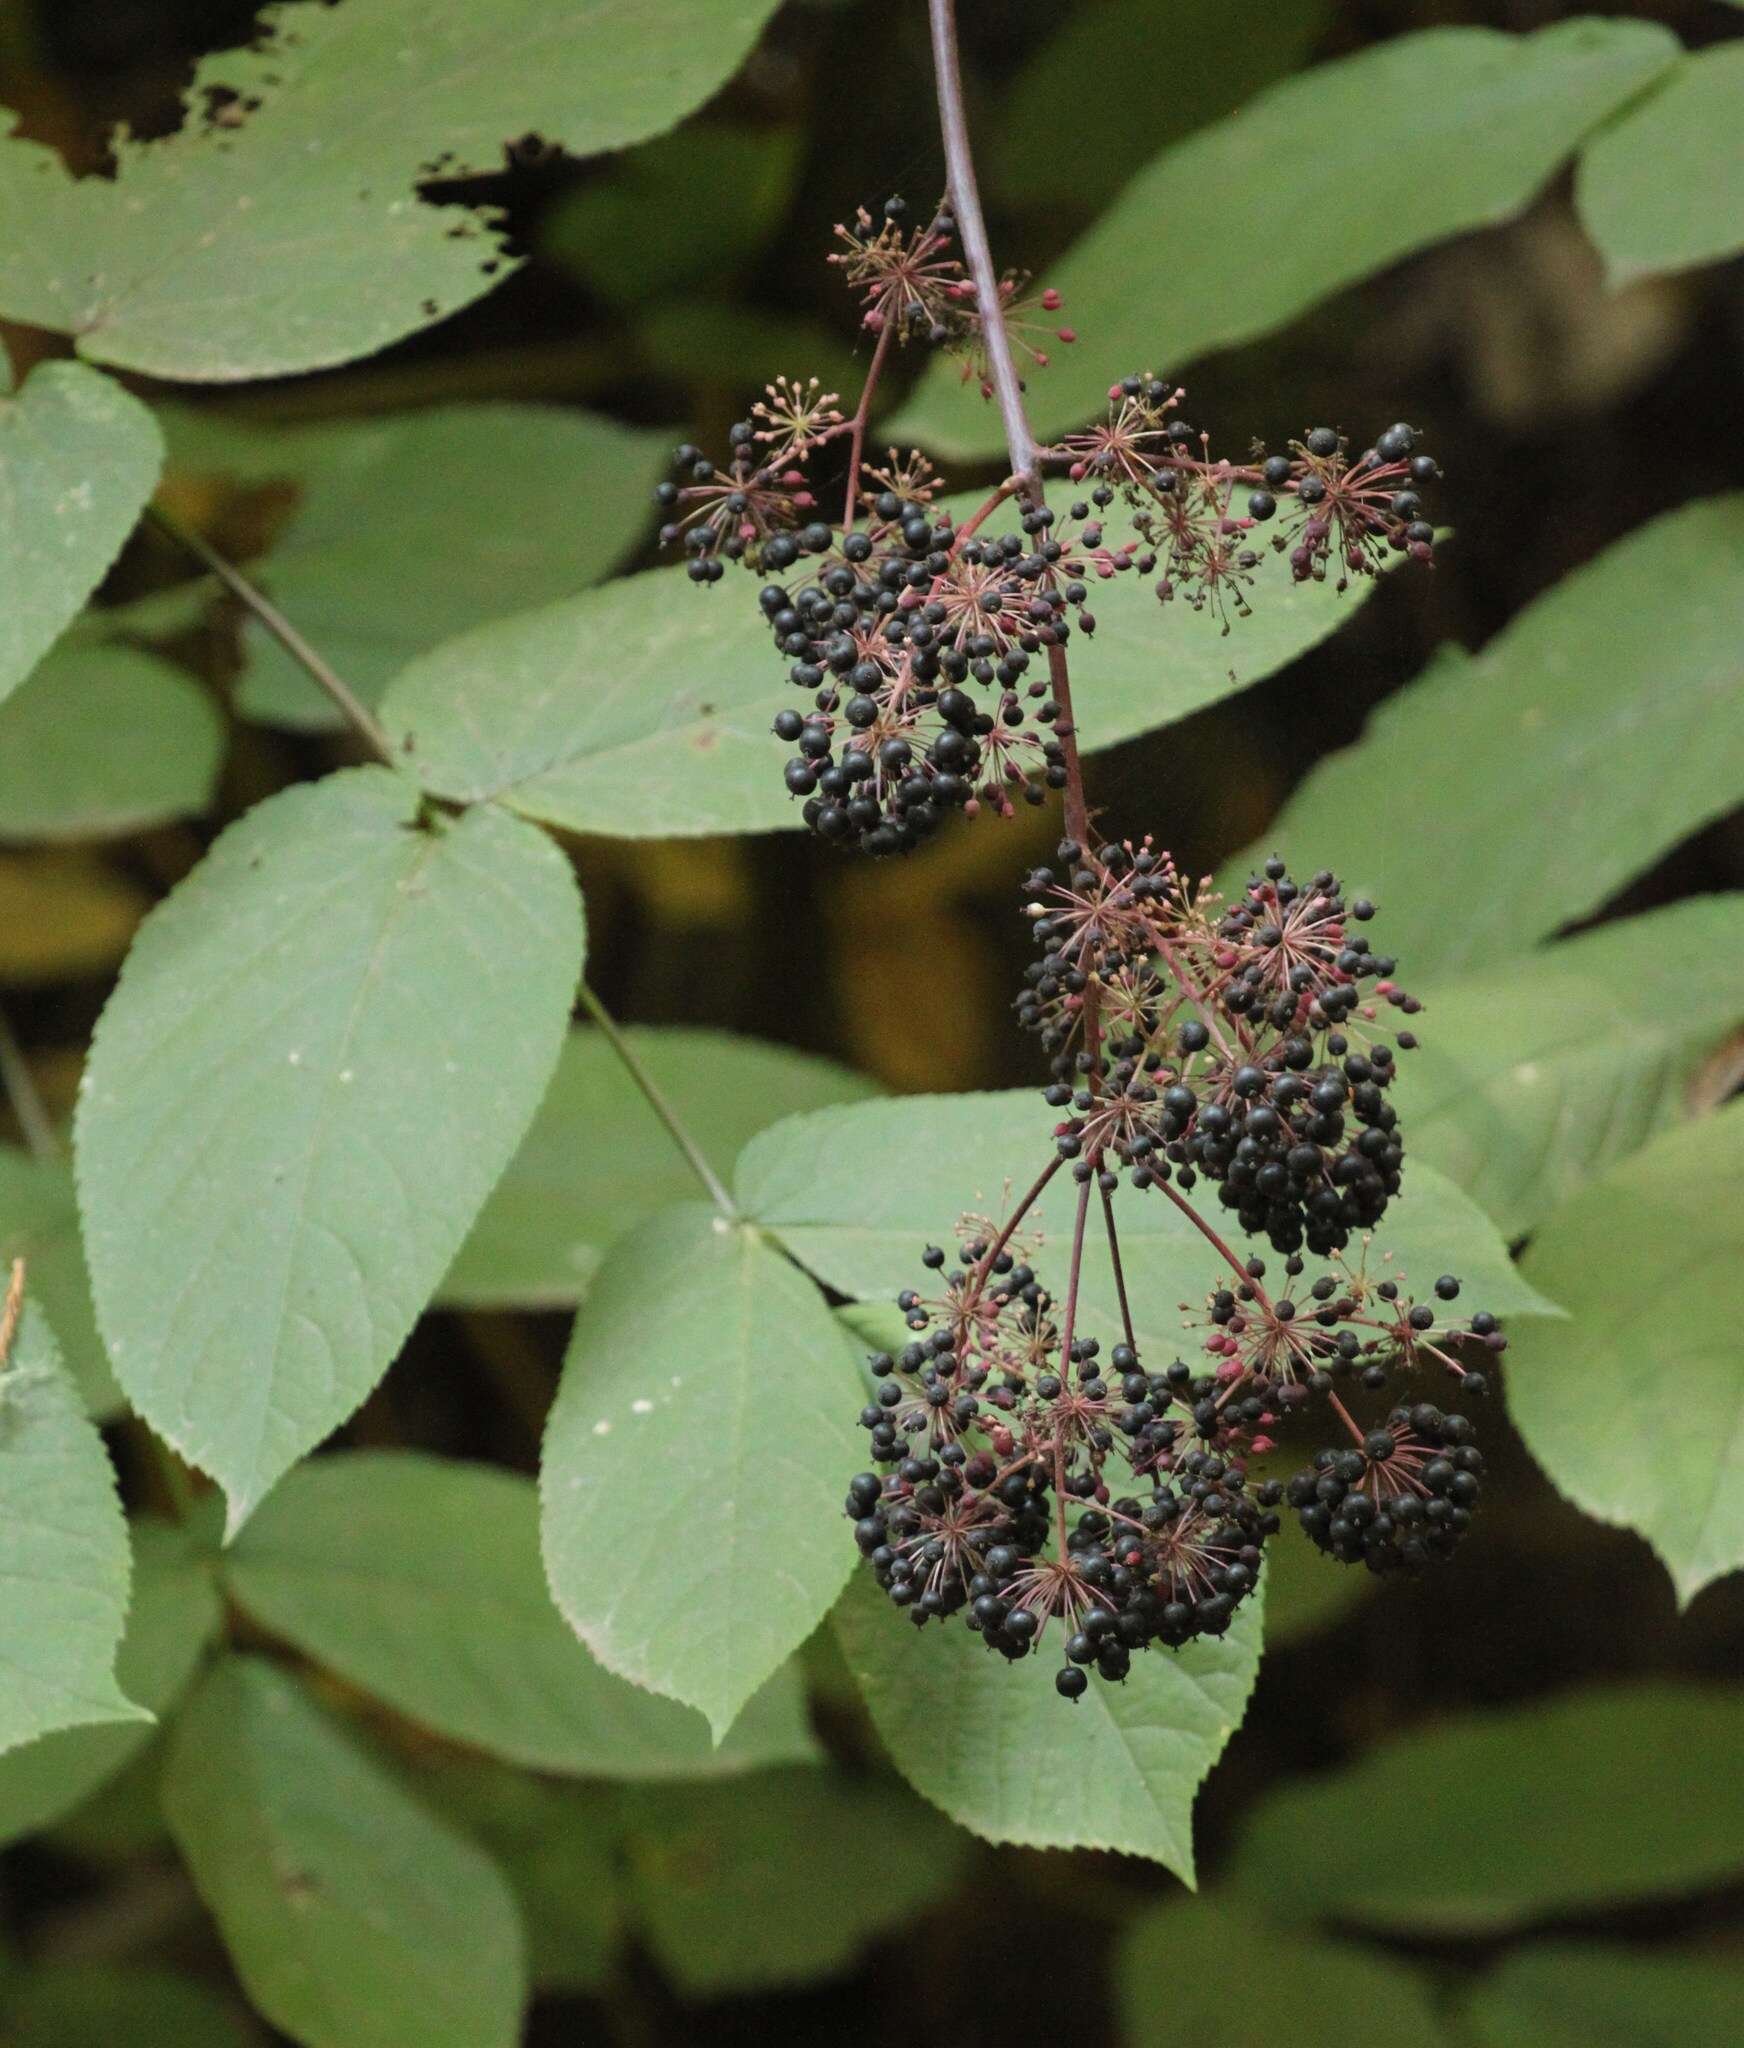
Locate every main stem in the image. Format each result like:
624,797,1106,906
841,319,895,530
927,0,1088,848
927,2,1275,1414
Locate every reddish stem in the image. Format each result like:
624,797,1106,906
965,1149,1066,1303
1044,642,1091,851
1327,1388,1369,1451
927,0,1089,852
1099,1183,1137,1356
1151,1176,1271,1310
841,318,896,531
927,0,1036,482
924,0,1284,1452
949,474,1022,552
1053,1175,1094,1553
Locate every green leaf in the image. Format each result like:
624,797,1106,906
990,0,1330,217
738,1090,1557,1369
74,766,583,1534
833,1564,1261,1875
1220,498,1744,982
383,508,1399,838
1465,1944,1744,2048
164,1656,526,2048
155,403,668,728
0,1146,122,1417
1506,1104,1744,1605
444,1025,878,1308
542,1201,864,1740
418,1760,621,1993
1394,898,1744,1238
1225,1683,1744,1930
621,1765,971,1996
0,1,782,382
1119,1899,1449,2047
383,567,791,837
1055,531,1406,760
887,19,1679,457
543,123,801,308
0,641,223,841
8,1964,251,2048
1577,46,1744,284
0,1515,219,1846
0,362,162,701
223,1449,819,1777
0,1304,145,1756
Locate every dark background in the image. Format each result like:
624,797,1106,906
2,2,1741,2041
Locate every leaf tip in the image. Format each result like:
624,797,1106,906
1669,1557,1735,1616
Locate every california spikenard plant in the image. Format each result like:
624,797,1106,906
661,0,1500,1702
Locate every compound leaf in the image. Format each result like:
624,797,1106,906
620,1766,970,1996
543,123,802,308
542,1201,864,1740
0,1146,122,1417
1119,1899,1449,2047
155,403,667,728
738,1090,1556,1366
383,507,1398,838
383,568,792,838
1577,46,1744,284
990,0,1330,216
0,1515,219,1846
1394,898,1744,1238
7,1964,251,2048
75,766,583,1534
1465,1944,1744,2048
417,1761,622,1994
1226,1682,1744,1929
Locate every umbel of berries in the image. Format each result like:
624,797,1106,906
1288,1404,1486,1572
658,193,1440,859
1018,847,1421,1253
843,1192,1502,1702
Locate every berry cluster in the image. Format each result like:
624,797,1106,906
829,198,1074,388
1060,378,1439,609
756,501,1084,856
659,198,1439,857
847,1225,1277,1691
1020,847,1420,1252
656,182,1506,1704
846,1211,1498,1698
1288,1404,1485,1572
